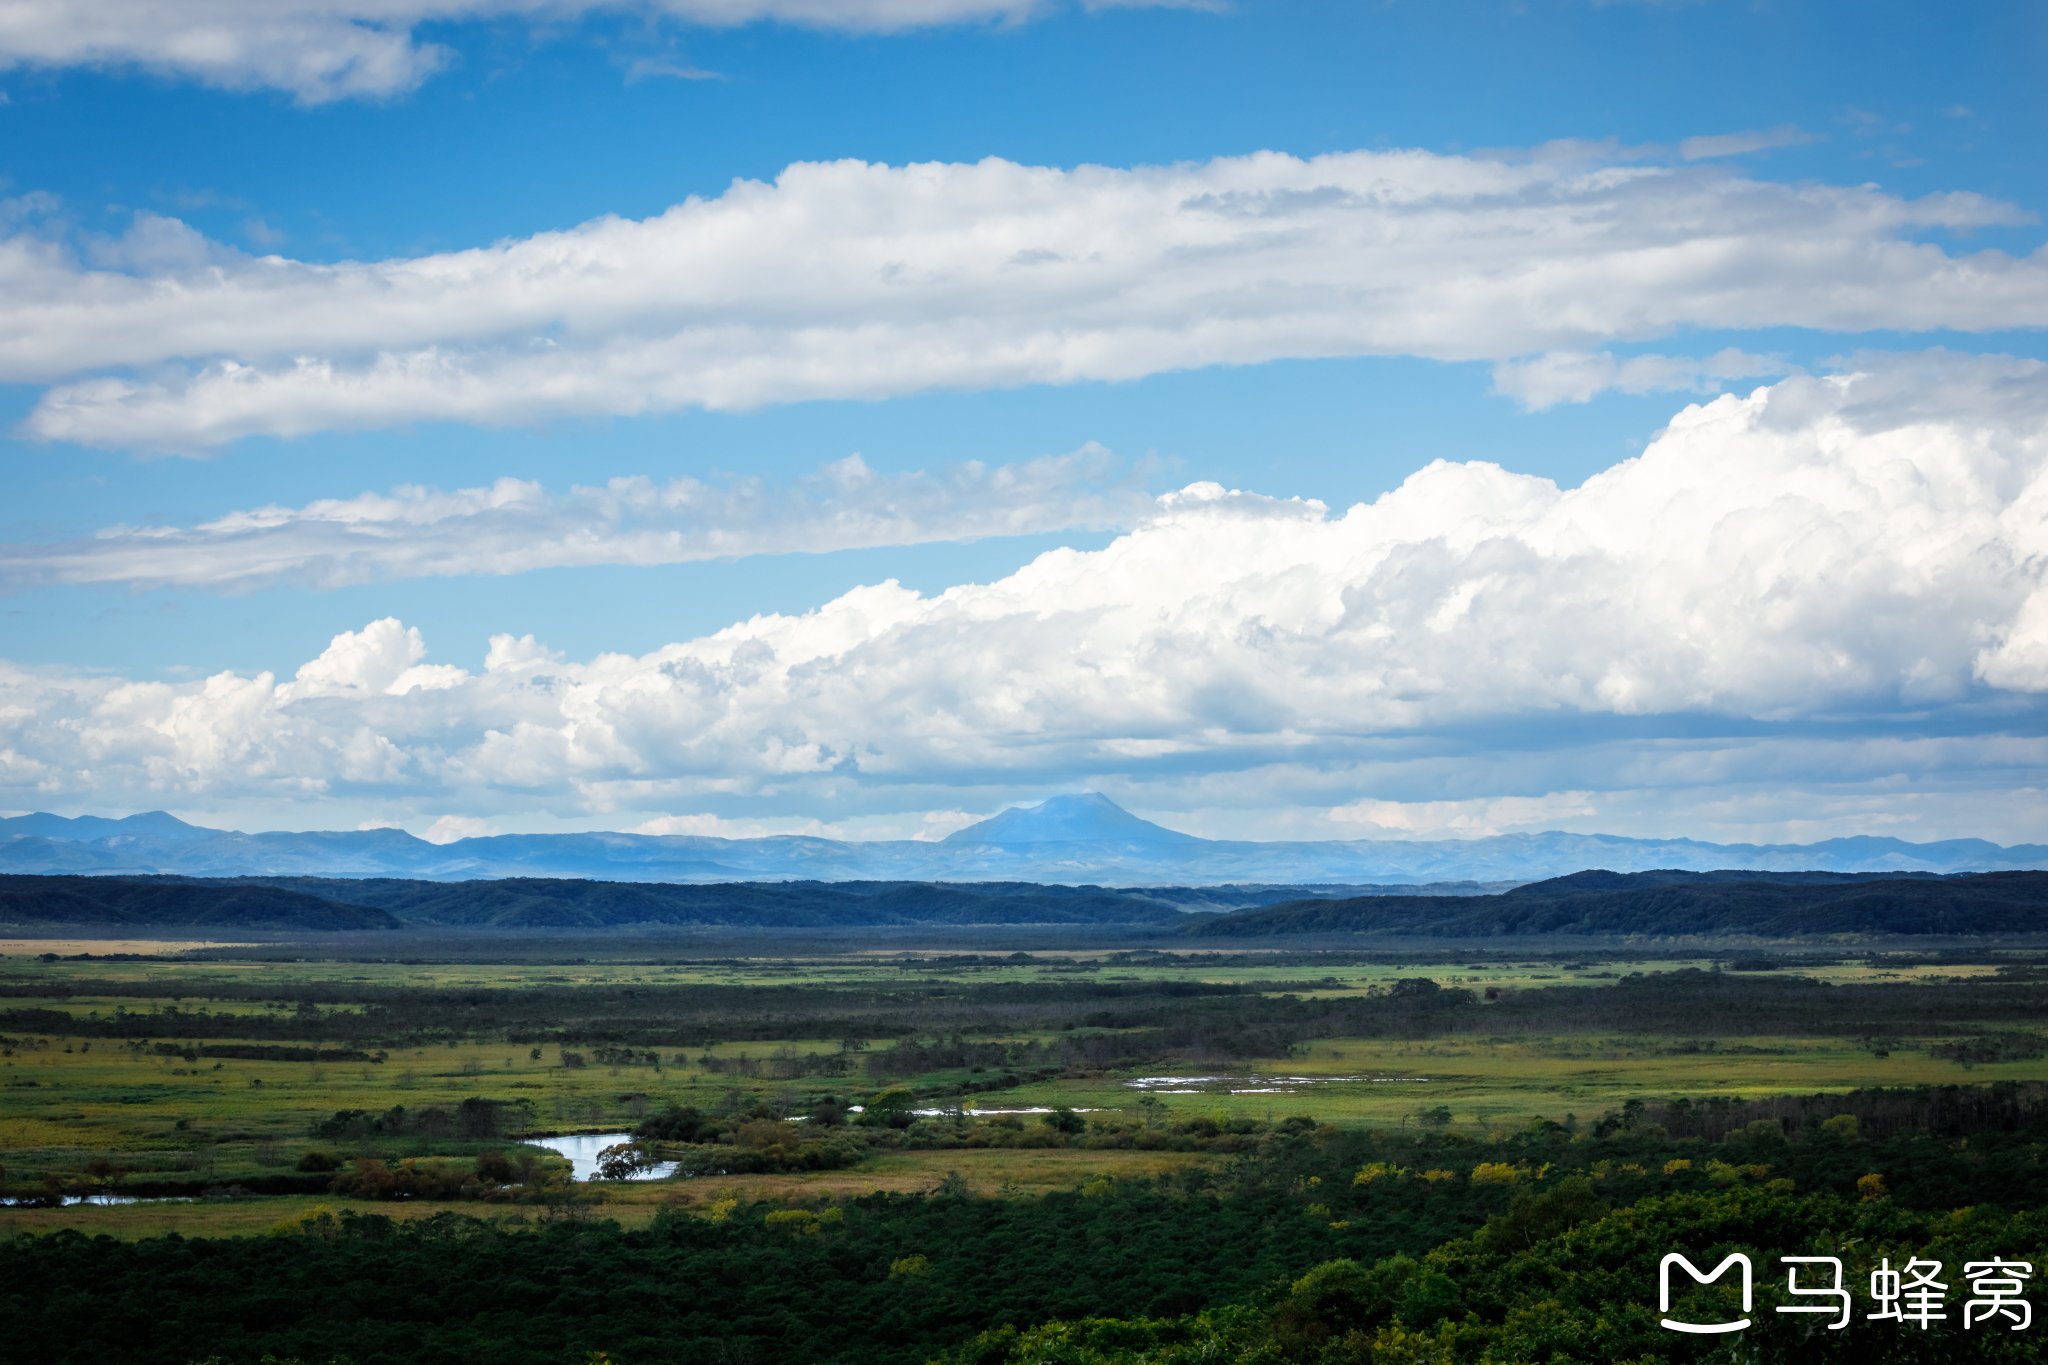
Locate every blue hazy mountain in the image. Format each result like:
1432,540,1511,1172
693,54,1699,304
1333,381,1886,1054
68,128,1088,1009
942,792,1205,850
0,810,217,843
2,793,2044,885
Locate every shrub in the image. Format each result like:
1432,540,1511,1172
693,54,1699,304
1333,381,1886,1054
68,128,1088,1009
1042,1107,1086,1135
474,1150,521,1184
328,1156,471,1201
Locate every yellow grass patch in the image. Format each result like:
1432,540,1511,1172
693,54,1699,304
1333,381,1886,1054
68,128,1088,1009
0,940,254,957
0,1117,100,1149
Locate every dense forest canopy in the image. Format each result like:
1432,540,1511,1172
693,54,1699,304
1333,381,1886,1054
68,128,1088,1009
7,1083,2048,1364
0,874,1194,930
5,867,2036,937
1187,870,2048,939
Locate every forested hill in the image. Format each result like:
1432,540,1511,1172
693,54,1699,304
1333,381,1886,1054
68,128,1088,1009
297,876,1197,927
1182,867,2048,938
0,874,1199,930
0,876,401,930
16,867,2048,935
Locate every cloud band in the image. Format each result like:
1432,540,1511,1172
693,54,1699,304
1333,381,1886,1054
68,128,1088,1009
7,149,2040,451
5,353,2047,834
0,0,1162,102
0,446,1146,592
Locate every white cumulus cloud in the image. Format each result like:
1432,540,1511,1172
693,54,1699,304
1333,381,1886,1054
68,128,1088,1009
0,445,1145,592
1329,791,1600,840
424,813,495,843
277,618,470,701
5,149,2042,451
4,352,2048,830
0,0,1164,103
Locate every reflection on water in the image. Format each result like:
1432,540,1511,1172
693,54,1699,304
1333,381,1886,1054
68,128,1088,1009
851,1104,1104,1118
1123,1075,1432,1094
0,1194,194,1207
924,1106,1103,1117
534,1131,679,1182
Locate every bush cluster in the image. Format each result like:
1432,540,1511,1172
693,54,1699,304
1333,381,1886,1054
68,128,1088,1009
324,1148,568,1203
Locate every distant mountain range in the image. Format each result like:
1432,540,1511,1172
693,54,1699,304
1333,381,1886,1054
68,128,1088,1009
4,793,2045,887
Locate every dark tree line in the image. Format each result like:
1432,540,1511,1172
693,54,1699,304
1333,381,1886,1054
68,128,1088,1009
1637,1080,2048,1142
1188,868,2048,938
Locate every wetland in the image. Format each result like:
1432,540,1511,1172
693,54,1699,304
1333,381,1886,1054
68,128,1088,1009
3,929,2047,1362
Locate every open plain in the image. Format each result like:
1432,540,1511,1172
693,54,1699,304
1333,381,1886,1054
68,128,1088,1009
7,934,2046,1238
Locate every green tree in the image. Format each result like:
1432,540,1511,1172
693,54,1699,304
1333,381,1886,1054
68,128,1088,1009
1043,1106,1086,1134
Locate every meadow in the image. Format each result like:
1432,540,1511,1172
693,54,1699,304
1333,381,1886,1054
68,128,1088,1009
4,937,2043,1233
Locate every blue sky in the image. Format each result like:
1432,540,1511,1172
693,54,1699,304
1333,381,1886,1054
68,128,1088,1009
1,0,2046,845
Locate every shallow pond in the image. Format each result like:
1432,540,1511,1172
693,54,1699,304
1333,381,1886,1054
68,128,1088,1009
1,1194,195,1207
535,1131,679,1182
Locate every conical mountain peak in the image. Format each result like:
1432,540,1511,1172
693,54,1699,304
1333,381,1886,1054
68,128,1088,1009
940,792,1202,848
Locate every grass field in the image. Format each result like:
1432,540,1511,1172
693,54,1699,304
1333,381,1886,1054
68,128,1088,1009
0,1142,1216,1241
0,939,259,957
7,942,2046,1240
995,1033,2048,1129
0,1034,704,1156
7,1027,2028,1145
0,944,2013,994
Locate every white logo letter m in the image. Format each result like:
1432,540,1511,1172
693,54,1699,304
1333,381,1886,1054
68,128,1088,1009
1660,1253,1753,1334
